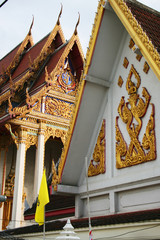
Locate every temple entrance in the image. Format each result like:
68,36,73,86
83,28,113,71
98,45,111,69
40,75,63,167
24,145,36,209
45,137,64,180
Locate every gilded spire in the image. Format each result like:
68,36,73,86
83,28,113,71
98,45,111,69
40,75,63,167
74,13,80,35
28,15,34,36
57,4,63,25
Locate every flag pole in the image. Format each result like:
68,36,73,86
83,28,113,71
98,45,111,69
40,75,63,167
43,205,45,240
85,157,92,240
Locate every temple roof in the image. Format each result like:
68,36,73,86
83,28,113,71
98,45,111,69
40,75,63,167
125,0,160,53
0,11,84,124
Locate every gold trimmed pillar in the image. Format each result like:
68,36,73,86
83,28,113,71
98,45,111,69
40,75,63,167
33,121,45,200
11,128,27,228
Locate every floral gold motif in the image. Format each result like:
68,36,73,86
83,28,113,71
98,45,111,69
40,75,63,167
45,126,67,145
116,65,156,168
25,134,38,151
45,97,74,119
88,120,106,177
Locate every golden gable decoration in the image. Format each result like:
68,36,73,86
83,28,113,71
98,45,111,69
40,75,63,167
116,65,156,168
88,119,106,177
45,97,74,119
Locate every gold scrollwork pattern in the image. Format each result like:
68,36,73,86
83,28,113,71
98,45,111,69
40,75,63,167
116,65,156,168
25,134,38,151
45,97,74,119
88,120,106,177
45,126,67,145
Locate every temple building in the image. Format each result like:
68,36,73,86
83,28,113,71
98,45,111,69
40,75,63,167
0,8,84,230
1,0,160,240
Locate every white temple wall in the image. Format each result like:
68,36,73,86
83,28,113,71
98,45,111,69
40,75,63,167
83,194,110,217
79,32,160,217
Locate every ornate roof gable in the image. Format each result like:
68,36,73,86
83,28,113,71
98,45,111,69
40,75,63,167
0,8,67,117
0,15,84,123
0,19,34,87
108,0,160,81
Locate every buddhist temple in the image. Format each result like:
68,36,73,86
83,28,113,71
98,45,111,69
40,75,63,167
1,0,160,240
0,7,84,230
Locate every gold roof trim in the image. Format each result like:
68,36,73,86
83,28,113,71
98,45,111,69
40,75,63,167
56,0,105,184
50,33,84,80
40,20,65,54
108,0,160,81
0,19,34,86
84,0,105,76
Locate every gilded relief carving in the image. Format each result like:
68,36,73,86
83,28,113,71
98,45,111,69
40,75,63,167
45,126,67,145
46,59,79,97
25,134,38,151
116,65,156,168
88,120,105,177
45,97,74,119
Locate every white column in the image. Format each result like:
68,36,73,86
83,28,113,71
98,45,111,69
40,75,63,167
11,129,27,228
33,121,45,200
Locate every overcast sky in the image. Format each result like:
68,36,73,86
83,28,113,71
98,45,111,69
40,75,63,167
0,0,160,59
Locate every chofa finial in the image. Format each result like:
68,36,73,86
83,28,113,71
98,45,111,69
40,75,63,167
74,12,80,35
57,4,63,25
28,15,34,35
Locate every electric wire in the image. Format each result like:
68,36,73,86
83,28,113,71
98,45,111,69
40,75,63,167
0,0,8,8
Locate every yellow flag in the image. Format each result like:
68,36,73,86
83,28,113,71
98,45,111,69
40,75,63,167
35,169,49,225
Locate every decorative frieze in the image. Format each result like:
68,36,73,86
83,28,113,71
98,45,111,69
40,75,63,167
45,97,74,119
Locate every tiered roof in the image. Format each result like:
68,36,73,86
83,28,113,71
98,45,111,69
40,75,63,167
0,9,84,128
